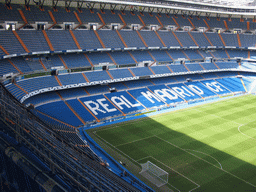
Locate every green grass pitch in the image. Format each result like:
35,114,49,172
87,94,256,192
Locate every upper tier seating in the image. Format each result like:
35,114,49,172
200,62,218,70
150,50,173,62
239,34,256,47
141,12,159,25
16,76,59,93
0,4,23,23
151,65,172,74
167,50,187,60
185,63,204,71
211,50,229,58
130,50,154,62
58,73,87,86
121,11,142,25
158,14,177,26
77,8,101,23
183,50,203,60
175,15,192,27
190,32,211,47
169,64,188,73
206,17,226,29
101,10,122,24
157,31,181,47
46,30,77,51
51,7,78,23
21,5,52,23
226,18,247,30
97,30,124,48
73,30,102,49
227,50,248,58
84,70,112,82
221,33,239,47
139,31,163,47
0,59,20,76
119,31,145,47
17,30,49,52
87,52,113,65
109,51,136,65
205,33,224,46
174,32,196,47
0,31,26,54
61,53,92,68
130,67,153,76
190,16,208,28
215,61,239,69
108,68,133,79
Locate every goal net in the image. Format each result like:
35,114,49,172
140,161,168,187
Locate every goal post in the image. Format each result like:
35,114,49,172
140,161,168,187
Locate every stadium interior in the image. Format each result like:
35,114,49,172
1,0,256,191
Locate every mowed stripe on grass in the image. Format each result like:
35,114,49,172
95,95,256,191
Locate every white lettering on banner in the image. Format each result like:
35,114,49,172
205,82,224,92
181,86,196,96
120,95,141,108
154,90,170,102
172,87,191,98
97,98,117,113
141,91,161,103
162,89,179,100
187,85,204,95
111,96,130,110
84,101,106,115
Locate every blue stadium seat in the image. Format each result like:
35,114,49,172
0,31,26,54
58,73,87,86
185,63,203,71
130,67,153,76
157,31,181,47
17,30,50,52
87,52,113,65
168,64,188,73
66,99,96,122
119,31,145,47
150,65,172,74
109,51,136,65
130,50,154,62
36,100,83,127
73,30,102,49
139,31,163,47
84,70,111,82
61,53,92,68
97,30,125,48
46,30,77,51
108,68,133,79
150,50,173,62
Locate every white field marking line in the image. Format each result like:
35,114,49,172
238,120,256,141
136,156,151,162
149,156,200,192
184,149,223,169
94,131,143,170
154,135,256,188
95,133,181,192
115,136,155,147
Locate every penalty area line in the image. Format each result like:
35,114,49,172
154,135,256,188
